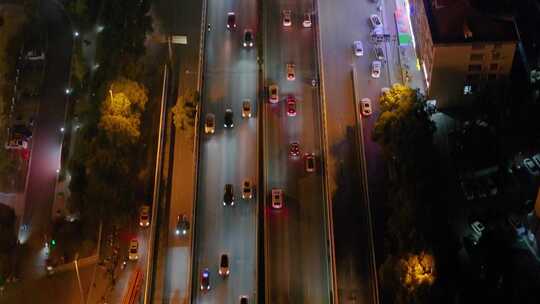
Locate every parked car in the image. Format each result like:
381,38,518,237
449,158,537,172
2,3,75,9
286,63,295,80
128,239,139,260
227,12,237,29
304,153,316,172
239,296,249,304
371,61,381,78
223,184,235,206
242,99,252,118
271,188,284,209
282,10,292,27
224,109,234,128
360,98,372,116
532,154,540,168
268,84,279,103
289,142,300,158
243,29,254,47
139,205,150,227
218,254,230,277
523,158,539,176
286,95,296,116
205,113,215,134
242,179,253,199
369,14,383,28
353,40,364,56
302,13,312,28
200,269,211,290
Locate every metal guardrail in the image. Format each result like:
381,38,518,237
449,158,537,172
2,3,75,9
188,0,209,300
351,66,380,304
313,0,339,302
143,64,169,304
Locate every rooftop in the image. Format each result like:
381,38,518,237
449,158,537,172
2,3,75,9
424,0,518,43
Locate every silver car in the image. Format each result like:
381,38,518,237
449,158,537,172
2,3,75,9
371,61,381,78
353,41,363,56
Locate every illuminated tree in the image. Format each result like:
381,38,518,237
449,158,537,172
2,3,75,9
172,90,197,130
98,78,148,145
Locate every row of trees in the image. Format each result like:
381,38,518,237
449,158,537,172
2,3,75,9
373,84,444,303
66,0,154,225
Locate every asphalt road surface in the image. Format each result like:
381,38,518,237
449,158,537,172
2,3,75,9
317,0,396,302
19,0,72,276
263,1,331,303
191,0,259,302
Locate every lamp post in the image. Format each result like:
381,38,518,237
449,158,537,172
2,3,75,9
74,253,85,304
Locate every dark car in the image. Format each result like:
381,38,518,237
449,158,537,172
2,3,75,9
227,12,236,29
224,108,234,128
223,184,235,206
304,153,316,172
200,269,210,291
289,142,300,158
240,296,249,304
218,254,230,277
374,46,384,60
175,214,190,236
243,29,254,48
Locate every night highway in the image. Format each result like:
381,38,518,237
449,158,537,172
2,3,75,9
263,1,332,303
191,0,259,302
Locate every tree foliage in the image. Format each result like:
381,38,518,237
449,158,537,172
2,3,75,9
99,78,148,145
373,84,441,302
172,90,198,130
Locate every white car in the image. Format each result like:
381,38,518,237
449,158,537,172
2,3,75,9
371,61,381,78
302,13,312,28
360,98,372,116
204,113,215,134
471,221,485,236
271,188,283,209
268,84,279,103
286,63,295,81
242,179,253,199
282,10,292,27
380,87,390,97
369,14,383,28
242,99,251,118
128,239,139,260
524,158,540,176
353,41,363,56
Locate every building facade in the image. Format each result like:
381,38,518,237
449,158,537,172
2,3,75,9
408,0,518,109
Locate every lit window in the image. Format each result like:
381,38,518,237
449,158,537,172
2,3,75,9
464,85,473,95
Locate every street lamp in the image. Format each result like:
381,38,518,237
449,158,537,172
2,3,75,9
65,88,72,95
73,31,80,38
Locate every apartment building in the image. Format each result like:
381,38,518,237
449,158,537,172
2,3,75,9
408,0,518,109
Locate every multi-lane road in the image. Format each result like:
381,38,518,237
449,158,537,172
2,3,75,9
180,0,415,302
263,1,331,303
191,0,259,302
